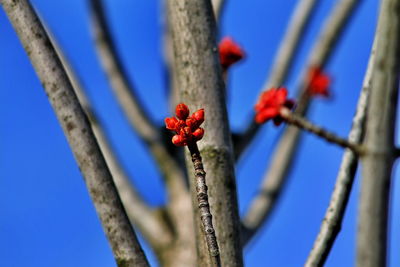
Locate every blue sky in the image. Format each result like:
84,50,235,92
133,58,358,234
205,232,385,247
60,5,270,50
0,0,399,266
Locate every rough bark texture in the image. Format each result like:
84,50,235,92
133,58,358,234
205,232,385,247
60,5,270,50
234,0,318,158
167,0,243,266
357,0,400,266
241,0,361,245
0,0,149,266
305,41,374,267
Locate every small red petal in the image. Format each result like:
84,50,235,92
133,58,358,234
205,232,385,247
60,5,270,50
175,103,190,120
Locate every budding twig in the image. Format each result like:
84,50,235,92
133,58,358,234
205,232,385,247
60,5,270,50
280,108,362,153
188,143,221,267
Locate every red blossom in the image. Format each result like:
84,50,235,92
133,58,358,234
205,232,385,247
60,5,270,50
219,37,245,70
254,87,295,125
165,103,205,146
306,66,331,97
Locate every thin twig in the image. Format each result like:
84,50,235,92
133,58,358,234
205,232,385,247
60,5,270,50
357,0,400,266
304,40,375,267
0,0,149,266
234,0,319,158
280,108,362,153
241,0,361,245
188,143,221,267
44,24,174,248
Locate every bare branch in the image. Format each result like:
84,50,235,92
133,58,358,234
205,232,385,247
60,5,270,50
89,4,196,259
45,25,174,248
234,0,319,158
305,41,375,267
0,0,149,266
167,0,243,266
241,0,361,245
89,0,188,190
357,0,400,266
280,108,362,153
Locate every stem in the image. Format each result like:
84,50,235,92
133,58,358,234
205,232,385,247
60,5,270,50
0,0,149,266
280,108,362,153
188,143,221,267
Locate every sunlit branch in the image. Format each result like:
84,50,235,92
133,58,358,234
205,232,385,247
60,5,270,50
167,0,243,266
357,0,400,266
305,40,375,267
0,0,149,265
89,4,195,254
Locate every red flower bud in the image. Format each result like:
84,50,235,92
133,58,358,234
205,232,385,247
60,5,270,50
254,87,295,125
307,66,331,97
219,37,245,70
192,127,205,141
172,135,186,146
165,117,178,131
175,103,190,120
192,109,205,124
166,103,206,146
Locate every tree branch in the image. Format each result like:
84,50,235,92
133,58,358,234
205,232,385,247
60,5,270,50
89,0,187,190
357,0,400,266
241,0,361,245
45,25,174,248
167,0,243,266
305,40,375,267
0,0,149,265
280,108,362,153
89,4,196,262
234,0,319,158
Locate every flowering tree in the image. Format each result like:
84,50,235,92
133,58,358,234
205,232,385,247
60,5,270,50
1,0,399,267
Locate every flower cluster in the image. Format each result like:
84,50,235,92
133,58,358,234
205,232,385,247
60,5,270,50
254,87,295,125
306,66,331,97
219,37,245,70
165,103,205,146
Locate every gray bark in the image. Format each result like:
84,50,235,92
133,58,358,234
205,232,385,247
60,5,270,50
357,0,400,266
0,0,149,266
167,0,243,266
305,41,374,267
